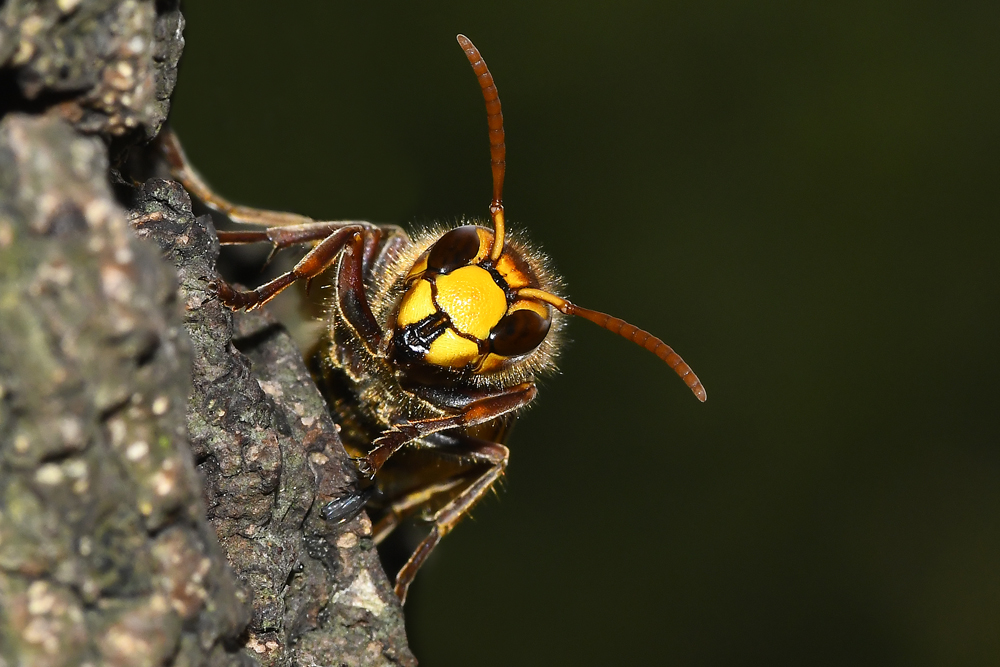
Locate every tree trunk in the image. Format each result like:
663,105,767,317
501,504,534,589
0,2,415,665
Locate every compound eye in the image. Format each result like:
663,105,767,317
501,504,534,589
489,309,551,357
427,226,482,273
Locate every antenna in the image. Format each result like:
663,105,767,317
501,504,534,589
518,288,707,402
457,34,506,263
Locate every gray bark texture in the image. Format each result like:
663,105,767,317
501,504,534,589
0,2,416,666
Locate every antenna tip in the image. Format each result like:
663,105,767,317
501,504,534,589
694,385,707,402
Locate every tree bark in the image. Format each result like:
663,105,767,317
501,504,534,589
0,2,415,665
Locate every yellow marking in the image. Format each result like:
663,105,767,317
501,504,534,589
406,251,429,281
478,353,508,373
435,265,507,340
490,208,505,262
508,299,549,320
473,228,493,264
517,287,569,312
495,253,532,290
396,278,436,327
425,328,480,368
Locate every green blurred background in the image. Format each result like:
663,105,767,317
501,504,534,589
170,1,999,664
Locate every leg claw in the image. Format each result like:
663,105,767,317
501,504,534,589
351,456,375,480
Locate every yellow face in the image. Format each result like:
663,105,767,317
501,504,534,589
391,226,551,374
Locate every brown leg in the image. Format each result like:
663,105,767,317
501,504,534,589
159,128,396,335
215,221,372,247
356,382,536,478
389,436,510,604
159,128,315,227
218,220,377,271
371,477,467,544
161,129,381,243
217,225,366,310
335,225,387,351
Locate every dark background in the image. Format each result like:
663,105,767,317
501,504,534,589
169,2,999,665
